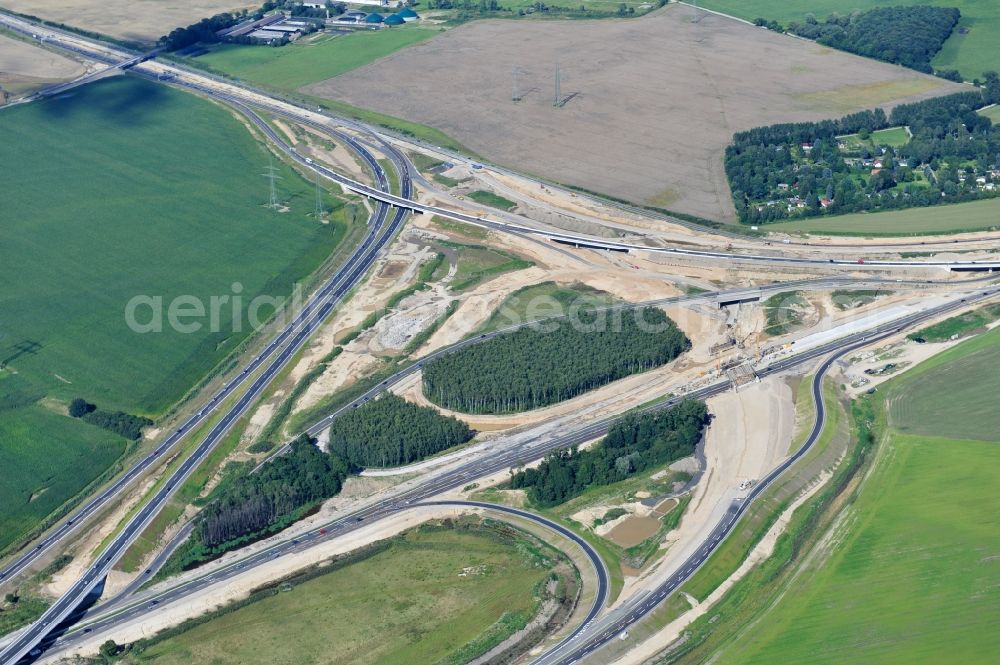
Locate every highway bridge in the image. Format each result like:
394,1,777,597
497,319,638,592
18,283,1000,665
36,49,159,97
2,10,999,664
4,12,1000,273
0,93,412,665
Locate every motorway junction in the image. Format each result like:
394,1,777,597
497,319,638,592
1,10,1000,665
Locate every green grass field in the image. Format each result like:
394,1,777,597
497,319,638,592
718,434,1000,664
907,303,1000,343
870,126,910,146
134,524,553,665
467,189,517,211
888,326,1000,441
1,76,351,414
979,104,1000,122
0,397,127,552
830,289,880,310
182,28,471,153
710,329,1000,665
0,75,354,552
840,126,911,149
478,281,618,333
762,197,1000,235
440,241,533,292
697,0,999,80
763,291,810,336
193,27,437,91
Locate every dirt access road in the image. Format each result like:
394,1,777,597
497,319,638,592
311,4,963,222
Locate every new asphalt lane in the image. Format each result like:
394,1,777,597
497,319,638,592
33,284,1000,664
0,112,412,665
87,273,983,617
1,11,999,662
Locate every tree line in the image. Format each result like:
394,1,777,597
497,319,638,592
328,393,473,468
172,436,347,570
510,399,710,507
159,11,246,51
68,398,152,441
158,1,338,51
421,307,690,414
727,75,1000,225
786,6,961,74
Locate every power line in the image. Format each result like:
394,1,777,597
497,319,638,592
512,65,524,102
553,64,561,108
262,157,282,209
315,175,325,220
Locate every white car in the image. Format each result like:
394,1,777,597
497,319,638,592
738,479,755,491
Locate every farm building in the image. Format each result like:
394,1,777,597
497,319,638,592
333,10,368,24
218,12,285,38
247,29,288,42
266,24,305,33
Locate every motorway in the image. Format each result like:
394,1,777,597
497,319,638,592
0,101,412,665
2,10,999,664
287,273,988,447
25,283,999,665
533,285,1000,665
84,273,982,613
39,501,609,662
4,12,1000,272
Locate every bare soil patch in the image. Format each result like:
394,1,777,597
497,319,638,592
608,514,662,549
311,5,962,221
0,33,87,97
1,0,255,44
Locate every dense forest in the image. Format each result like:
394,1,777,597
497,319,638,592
328,394,474,468
422,307,690,414
510,399,710,507
786,6,961,74
159,11,243,50
727,75,1000,224
174,436,347,569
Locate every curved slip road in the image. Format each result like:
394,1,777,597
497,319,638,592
42,501,607,660
5,12,1000,272
0,109,394,590
0,107,412,665
531,284,1000,665
32,284,1000,664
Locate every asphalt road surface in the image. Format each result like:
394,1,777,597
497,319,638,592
5,13,1000,272
43,501,607,660
1,11,998,663
31,284,1000,665
532,285,1000,665
0,113,412,665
